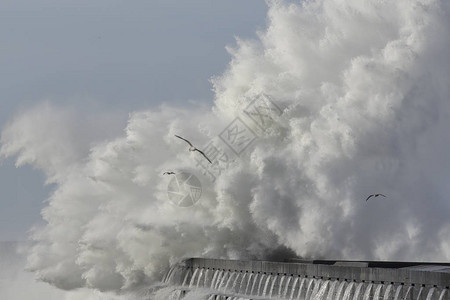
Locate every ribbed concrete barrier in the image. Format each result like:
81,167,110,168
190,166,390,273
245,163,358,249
162,258,450,299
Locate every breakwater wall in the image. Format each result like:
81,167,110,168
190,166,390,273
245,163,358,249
162,258,450,299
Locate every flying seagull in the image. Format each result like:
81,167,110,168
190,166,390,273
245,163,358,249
175,134,212,164
366,194,386,201
163,171,175,175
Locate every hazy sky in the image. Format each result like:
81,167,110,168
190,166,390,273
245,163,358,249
0,0,268,241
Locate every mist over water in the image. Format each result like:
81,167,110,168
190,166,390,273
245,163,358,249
2,0,450,297
0,241,134,299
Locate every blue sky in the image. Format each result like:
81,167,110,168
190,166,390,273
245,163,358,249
0,0,268,241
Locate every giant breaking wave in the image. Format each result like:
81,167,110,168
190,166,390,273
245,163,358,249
1,0,450,295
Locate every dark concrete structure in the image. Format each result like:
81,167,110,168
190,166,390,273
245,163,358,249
186,258,450,288
164,258,450,299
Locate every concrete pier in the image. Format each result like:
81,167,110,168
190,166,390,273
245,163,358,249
164,258,450,299
185,258,450,288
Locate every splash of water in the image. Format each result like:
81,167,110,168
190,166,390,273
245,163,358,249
2,0,450,295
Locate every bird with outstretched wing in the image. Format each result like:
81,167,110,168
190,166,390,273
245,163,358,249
366,193,386,201
175,135,212,164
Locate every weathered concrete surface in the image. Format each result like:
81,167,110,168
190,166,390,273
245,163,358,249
185,258,450,288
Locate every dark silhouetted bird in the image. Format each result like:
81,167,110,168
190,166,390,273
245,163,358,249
175,135,212,164
366,194,386,201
